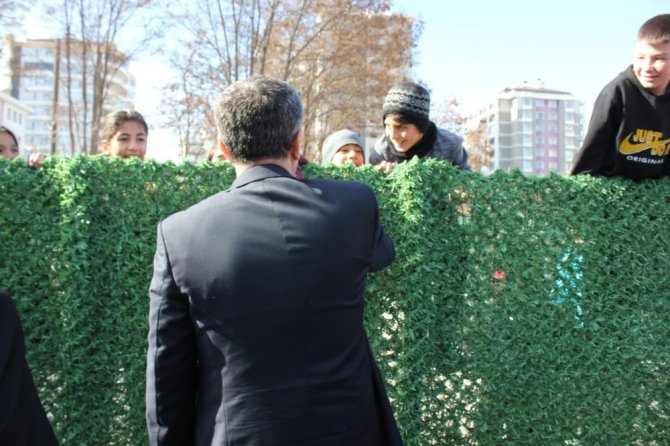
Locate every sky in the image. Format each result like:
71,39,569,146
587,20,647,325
16,1,670,161
391,0,668,117
136,0,667,160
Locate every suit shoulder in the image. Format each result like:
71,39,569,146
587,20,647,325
0,292,20,332
161,190,227,228
305,178,378,209
0,292,14,314
307,177,374,195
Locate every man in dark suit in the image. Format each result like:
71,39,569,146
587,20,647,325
0,292,59,445
146,76,402,445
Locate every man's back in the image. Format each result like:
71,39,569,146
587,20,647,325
147,164,398,445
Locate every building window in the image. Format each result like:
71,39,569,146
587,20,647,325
536,136,545,145
548,100,558,108
536,123,544,132
536,111,544,120
534,99,544,107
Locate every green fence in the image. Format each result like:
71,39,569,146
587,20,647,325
1,156,669,445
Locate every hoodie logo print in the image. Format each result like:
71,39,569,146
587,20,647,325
619,130,670,156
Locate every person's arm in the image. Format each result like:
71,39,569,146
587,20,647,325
452,142,471,171
438,130,471,171
146,222,197,445
369,137,388,166
0,293,58,445
571,89,621,176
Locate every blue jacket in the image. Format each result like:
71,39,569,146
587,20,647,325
370,125,471,170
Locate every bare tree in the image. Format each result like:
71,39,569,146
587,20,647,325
161,0,420,160
434,96,493,173
162,48,215,160
0,0,26,65
463,120,493,173
432,96,464,134
0,0,25,28
52,0,162,155
295,3,418,159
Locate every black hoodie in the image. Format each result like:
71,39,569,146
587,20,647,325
571,65,670,179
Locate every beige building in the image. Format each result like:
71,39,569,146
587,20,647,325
467,81,584,175
1,34,135,156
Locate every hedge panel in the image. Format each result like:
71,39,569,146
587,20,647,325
1,156,668,445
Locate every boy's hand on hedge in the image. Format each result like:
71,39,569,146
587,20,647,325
373,161,396,175
28,153,45,169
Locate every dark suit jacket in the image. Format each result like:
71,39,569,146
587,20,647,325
0,292,59,445
146,164,401,445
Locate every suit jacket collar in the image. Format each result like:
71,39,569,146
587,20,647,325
230,164,294,190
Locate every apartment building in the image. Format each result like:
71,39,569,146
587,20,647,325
0,34,135,156
466,81,584,175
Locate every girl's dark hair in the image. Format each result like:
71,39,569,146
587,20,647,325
0,126,19,147
99,110,148,142
384,113,416,126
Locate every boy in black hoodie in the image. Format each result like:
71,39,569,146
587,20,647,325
571,14,670,179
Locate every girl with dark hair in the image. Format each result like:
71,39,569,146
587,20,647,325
99,110,149,160
0,126,20,160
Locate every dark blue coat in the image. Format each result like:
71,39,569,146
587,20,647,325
146,164,401,445
0,292,58,445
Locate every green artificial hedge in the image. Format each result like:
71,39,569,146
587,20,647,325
1,156,669,445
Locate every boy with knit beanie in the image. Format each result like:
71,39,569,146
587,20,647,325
369,81,471,172
321,129,366,167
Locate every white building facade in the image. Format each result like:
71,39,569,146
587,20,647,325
467,83,584,175
0,91,31,147
1,34,135,156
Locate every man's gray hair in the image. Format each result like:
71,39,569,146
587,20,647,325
214,76,303,162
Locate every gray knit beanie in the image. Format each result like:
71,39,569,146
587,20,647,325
321,129,366,164
382,81,431,132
